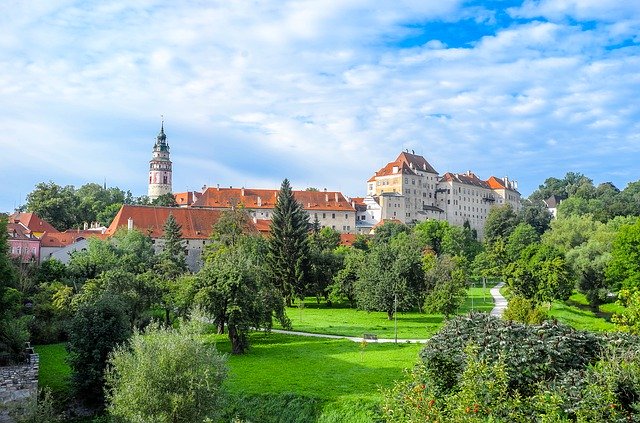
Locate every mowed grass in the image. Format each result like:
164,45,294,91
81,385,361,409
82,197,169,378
278,285,495,339
34,343,72,407
549,292,619,332
207,332,421,401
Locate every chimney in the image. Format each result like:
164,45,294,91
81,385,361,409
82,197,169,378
392,166,398,173
202,185,207,192
127,217,134,231
83,222,88,230
216,184,220,191
334,192,338,202
257,196,262,207
504,176,509,187
241,187,245,196
466,170,471,176
252,217,257,224
323,188,327,192
325,193,329,202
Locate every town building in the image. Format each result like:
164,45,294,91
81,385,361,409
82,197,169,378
148,122,173,200
365,151,521,238
106,204,267,271
182,186,357,233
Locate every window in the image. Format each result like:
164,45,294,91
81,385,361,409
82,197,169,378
405,178,408,183
322,213,326,218
331,213,336,219
345,213,348,219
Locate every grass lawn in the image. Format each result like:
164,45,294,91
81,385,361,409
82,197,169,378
277,285,495,339
549,292,618,332
34,343,71,405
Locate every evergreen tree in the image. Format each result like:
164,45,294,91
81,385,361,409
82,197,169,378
267,179,310,306
156,214,187,324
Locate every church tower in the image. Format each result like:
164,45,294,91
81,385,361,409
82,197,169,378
148,120,172,200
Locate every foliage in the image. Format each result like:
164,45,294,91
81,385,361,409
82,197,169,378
24,181,132,230
329,246,364,307
194,235,289,354
518,200,552,235
105,319,227,423
484,204,519,242
5,388,61,423
267,179,310,306
505,223,540,262
209,206,257,248
67,293,132,405
542,214,601,253
606,218,640,290
151,192,178,207
505,243,572,304
423,255,468,318
612,289,640,334
566,239,611,309
355,236,424,320
503,295,548,324
371,221,410,245
308,227,343,302
156,213,188,325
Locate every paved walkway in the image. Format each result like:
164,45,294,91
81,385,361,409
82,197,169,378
268,328,430,344
490,282,507,318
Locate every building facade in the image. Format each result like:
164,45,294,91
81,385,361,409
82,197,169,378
365,151,521,238
187,186,357,233
148,122,173,200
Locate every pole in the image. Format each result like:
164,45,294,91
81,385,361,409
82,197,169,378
394,292,398,344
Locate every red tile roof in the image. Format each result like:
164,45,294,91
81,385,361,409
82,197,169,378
372,218,404,229
174,191,202,206
9,212,59,234
254,219,271,233
191,187,355,212
40,230,107,247
368,151,438,182
441,172,491,189
339,233,357,246
6,223,35,241
106,205,231,239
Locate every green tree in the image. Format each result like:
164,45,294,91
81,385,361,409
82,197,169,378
156,214,188,325
267,179,310,306
24,181,78,231
105,318,227,423
355,236,423,320
505,223,540,262
371,221,410,245
518,200,552,235
151,192,179,207
505,243,572,304
566,239,611,309
423,255,467,318
209,206,256,248
67,293,132,405
607,218,640,290
541,214,601,252
484,204,519,242
330,246,364,307
308,227,342,302
194,235,289,354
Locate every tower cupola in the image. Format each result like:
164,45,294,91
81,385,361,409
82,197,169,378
148,119,173,200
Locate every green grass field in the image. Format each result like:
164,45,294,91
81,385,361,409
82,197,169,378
34,343,72,406
278,285,494,339
549,292,619,332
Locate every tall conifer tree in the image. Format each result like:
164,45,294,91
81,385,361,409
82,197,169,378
267,179,310,306
156,213,187,324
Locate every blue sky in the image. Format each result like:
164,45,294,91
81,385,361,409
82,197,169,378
1,0,639,213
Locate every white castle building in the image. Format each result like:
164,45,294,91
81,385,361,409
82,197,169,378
358,151,521,238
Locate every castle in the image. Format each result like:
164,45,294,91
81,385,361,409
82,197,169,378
144,124,520,240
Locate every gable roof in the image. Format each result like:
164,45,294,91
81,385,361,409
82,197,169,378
9,212,59,234
486,176,519,193
174,191,202,206
106,205,228,239
441,172,491,189
191,187,355,212
395,151,438,174
544,195,565,208
40,230,107,248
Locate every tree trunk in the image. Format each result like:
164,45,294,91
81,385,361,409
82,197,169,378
164,307,171,326
387,310,394,320
217,320,225,335
285,296,292,307
228,325,244,354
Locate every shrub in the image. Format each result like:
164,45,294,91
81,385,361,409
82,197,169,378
503,295,547,324
67,293,131,405
105,318,227,423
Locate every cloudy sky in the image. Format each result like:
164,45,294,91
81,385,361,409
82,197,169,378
1,0,639,212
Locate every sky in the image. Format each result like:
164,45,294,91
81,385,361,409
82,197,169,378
1,0,639,212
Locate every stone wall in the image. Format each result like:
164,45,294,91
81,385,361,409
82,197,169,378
0,354,39,422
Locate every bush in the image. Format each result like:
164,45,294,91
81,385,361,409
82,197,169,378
105,318,227,423
0,316,29,365
67,293,131,405
383,314,640,422
503,296,547,324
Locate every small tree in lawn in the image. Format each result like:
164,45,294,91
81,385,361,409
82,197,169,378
156,213,188,325
423,255,468,318
355,235,423,320
105,316,227,422
267,179,310,306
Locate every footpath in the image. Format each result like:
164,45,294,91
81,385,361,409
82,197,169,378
269,284,508,343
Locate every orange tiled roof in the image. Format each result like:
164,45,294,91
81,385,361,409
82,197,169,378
395,151,438,174
106,205,231,239
372,218,404,229
9,212,59,234
441,172,491,189
191,187,355,212
339,233,357,246
40,230,107,247
368,161,415,182
254,219,271,233
6,222,35,241
174,191,202,206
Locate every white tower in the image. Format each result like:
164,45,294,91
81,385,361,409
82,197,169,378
148,120,173,200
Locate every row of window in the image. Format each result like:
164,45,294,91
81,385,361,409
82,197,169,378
11,246,37,255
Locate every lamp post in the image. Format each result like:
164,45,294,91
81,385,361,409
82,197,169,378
394,291,398,344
